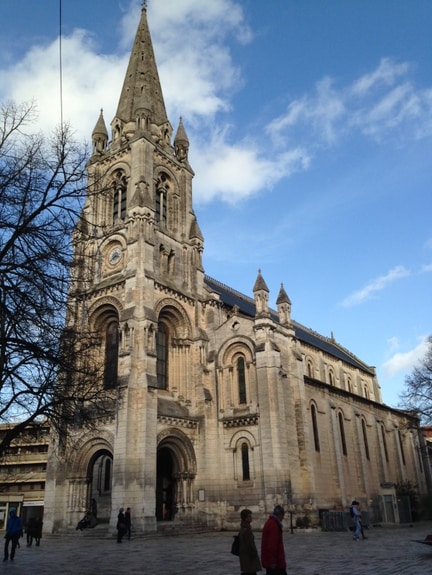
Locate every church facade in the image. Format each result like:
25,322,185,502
44,6,431,534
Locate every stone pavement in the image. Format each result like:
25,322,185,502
2,522,432,575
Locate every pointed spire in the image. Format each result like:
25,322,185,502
114,4,168,127
276,283,291,305
253,269,270,318
189,215,203,241
276,283,292,326
91,109,108,153
253,269,269,293
174,116,189,163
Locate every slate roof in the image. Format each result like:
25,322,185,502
204,275,375,375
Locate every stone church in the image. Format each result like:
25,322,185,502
44,5,430,533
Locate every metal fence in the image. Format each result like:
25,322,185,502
320,510,370,532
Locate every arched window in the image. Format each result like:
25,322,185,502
155,173,169,226
103,458,112,492
112,171,127,222
237,357,247,404
338,412,347,456
329,369,335,386
307,361,313,378
104,321,119,388
363,384,369,399
381,425,389,462
347,377,352,393
156,322,168,389
361,419,370,460
241,443,250,481
311,403,320,452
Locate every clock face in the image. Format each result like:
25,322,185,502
108,247,122,266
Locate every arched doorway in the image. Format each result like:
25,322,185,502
88,449,113,524
156,447,176,521
156,431,197,522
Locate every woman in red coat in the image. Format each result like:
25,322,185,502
260,505,287,575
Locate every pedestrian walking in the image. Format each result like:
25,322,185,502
350,500,362,541
238,508,262,575
3,508,23,562
261,505,287,575
116,508,126,543
125,507,132,540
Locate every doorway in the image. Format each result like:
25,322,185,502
156,447,176,521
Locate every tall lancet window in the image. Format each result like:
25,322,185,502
237,356,247,404
112,171,127,223
104,321,119,388
241,443,250,481
156,322,168,389
155,173,169,226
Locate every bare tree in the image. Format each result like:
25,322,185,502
0,101,113,455
399,336,432,424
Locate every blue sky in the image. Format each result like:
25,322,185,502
1,0,431,408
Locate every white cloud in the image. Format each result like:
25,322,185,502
339,265,410,307
191,131,310,203
0,30,127,139
268,58,432,150
382,336,429,377
350,58,410,96
421,263,432,273
266,76,346,146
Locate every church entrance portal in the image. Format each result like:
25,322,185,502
156,432,197,522
87,450,113,524
156,447,176,521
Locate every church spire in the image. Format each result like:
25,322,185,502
113,3,168,129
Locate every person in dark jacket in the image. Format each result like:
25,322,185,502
260,505,287,575
116,508,126,543
238,508,262,575
125,507,132,540
3,509,23,561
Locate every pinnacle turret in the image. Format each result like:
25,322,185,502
91,109,108,154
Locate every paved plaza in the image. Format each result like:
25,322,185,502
2,521,432,575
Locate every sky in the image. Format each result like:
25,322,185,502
0,0,431,409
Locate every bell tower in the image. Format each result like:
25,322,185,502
82,3,204,301
60,3,206,532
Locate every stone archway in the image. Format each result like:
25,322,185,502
87,449,113,524
156,431,196,522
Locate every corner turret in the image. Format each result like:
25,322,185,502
276,283,292,326
253,269,270,317
91,109,108,155
174,117,190,164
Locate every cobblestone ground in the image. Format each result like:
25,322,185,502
2,522,432,575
